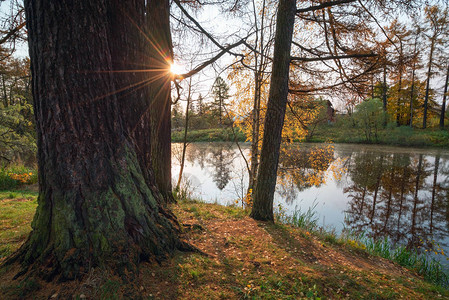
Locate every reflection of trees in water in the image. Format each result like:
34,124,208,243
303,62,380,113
276,144,339,204
205,144,236,190
210,149,232,190
182,143,345,198
344,151,449,253
185,144,210,169
177,143,237,190
441,160,449,233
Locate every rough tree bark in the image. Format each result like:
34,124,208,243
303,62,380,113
147,0,175,203
250,0,296,222
8,0,183,281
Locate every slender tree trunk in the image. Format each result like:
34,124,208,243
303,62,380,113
176,78,192,190
247,72,261,197
409,63,416,127
246,0,266,200
396,44,403,126
219,95,223,125
396,75,402,126
10,0,183,281
2,74,8,107
382,64,388,112
423,37,435,129
409,37,418,127
440,64,449,129
250,0,296,222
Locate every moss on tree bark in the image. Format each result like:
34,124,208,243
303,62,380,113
6,0,183,281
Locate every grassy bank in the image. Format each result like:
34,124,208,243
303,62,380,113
171,128,246,143
307,124,449,148
1,195,448,299
171,125,449,148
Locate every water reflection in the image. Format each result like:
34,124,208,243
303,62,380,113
172,142,449,263
345,151,449,254
207,145,235,190
277,144,336,203
173,143,240,192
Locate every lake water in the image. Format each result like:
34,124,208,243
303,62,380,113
172,142,449,266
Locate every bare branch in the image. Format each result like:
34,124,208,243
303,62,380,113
291,53,376,63
174,38,246,80
0,21,26,45
173,0,243,57
296,0,356,14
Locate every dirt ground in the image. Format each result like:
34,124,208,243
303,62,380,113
1,201,447,299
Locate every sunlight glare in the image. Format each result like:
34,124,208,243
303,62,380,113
170,63,184,75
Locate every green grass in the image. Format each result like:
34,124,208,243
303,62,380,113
0,191,38,261
0,189,38,200
359,236,448,287
172,123,449,148
171,127,246,143
309,123,449,148
276,202,319,232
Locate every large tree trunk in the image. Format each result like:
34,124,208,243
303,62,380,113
113,0,174,203
250,0,296,222
10,0,182,281
147,0,175,203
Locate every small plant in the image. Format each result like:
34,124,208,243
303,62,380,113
174,177,194,202
0,170,18,190
234,189,253,209
342,232,449,287
0,164,37,190
286,202,319,232
274,203,287,222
